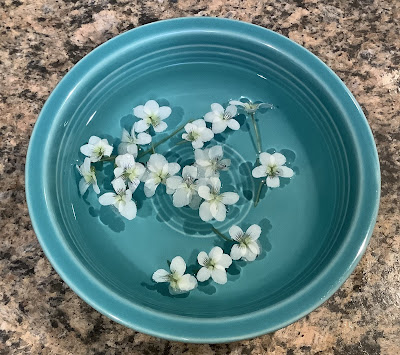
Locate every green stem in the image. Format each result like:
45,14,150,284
151,143,155,154
250,113,262,155
175,140,189,146
254,180,265,207
212,227,230,241
99,155,117,162
137,119,193,159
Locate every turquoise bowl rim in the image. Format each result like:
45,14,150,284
25,17,380,343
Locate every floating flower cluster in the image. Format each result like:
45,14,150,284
76,97,296,295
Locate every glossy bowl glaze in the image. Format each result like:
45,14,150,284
25,17,380,343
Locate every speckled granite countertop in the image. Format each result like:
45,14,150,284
1,0,399,354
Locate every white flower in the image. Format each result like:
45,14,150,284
76,157,100,195
133,100,171,133
194,145,231,178
196,246,232,284
229,99,273,114
204,103,239,134
166,165,207,208
80,136,113,162
118,125,152,157
142,154,181,197
182,119,214,149
198,177,239,222
152,256,197,295
229,224,262,262
114,154,145,192
98,178,137,220
252,152,294,188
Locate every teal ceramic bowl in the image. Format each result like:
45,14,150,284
25,17,380,343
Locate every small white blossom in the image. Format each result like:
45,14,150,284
229,224,262,261
98,178,137,220
76,158,100,195
204,103,239,134
142,154,181,197
229,99,273,114
198,177,239,222
196,246,232,284
133,100,171,133
114,154,145,192
252,152,294,188
118,125,152,157
166,165,207,208
182,119,214,149
194,145,231,178
80,136,113,162
152,256,198,295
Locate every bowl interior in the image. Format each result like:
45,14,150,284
29,19,378,339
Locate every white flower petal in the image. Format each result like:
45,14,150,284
208,145,223,160
121,128,131,143
204,112,217,123
211,103,224,115
158,106,172,120
211,269,227,285
210,202,226,222
221,192,239,205
266,176,280,188
144,179,158,197
196,267,211,282
225,105,237,117
218,254,232,269
166,176,182,191
154,121,168,132
79,144,93,157
193,119,206,127
173,188,190,207
198,186,211,200
197,251,208,266
209,246,223,262
152,269,170,283
230,244,247,260
88,136,101,145
212,120,228,134
229,225,244,241
272,152,286,166
209,177,221,192
112,177,126,193
118,142,129,155
227,119,240,130
259,152,272,166
128,179,140,193
119,200,137,220
126,144,138,157
200,128,214,142
243,249,257,262
133,105,146,119
148,154,167,172
170,256,186,276
116,153,135,169
82,157,91,172
192,139,204,149
136,132,152,145
79,178,90,195
188,193,202,210
182,165,197,180
114,167,124,179
92,183,100,194
167,162,181,176
229,100,245,107
252,165,267,178
279,166,294,178
178,274,197,291
98,192,116,206
144,100,159,114
134,120,150,133
199,201,213,221
247,240,260,255
246,224,262,240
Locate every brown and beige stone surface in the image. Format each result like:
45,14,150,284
0,0,399,354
